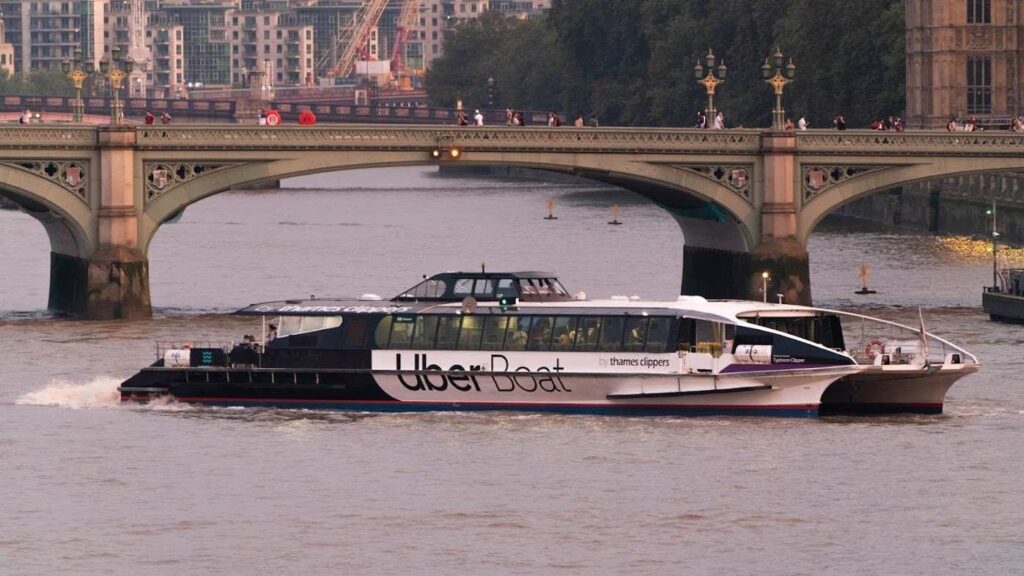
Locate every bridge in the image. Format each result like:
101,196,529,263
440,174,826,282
1,123,1022,319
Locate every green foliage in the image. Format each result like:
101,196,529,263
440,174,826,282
0,66,75,97
425,0,905,127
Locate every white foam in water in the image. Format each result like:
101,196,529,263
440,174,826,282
16,376,123,409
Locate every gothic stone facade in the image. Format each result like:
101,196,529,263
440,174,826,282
907,0,1023,128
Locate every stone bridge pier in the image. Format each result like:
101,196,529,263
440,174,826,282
752,132,811,305
48,127,151,320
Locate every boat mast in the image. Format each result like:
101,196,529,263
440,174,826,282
991,198,999,292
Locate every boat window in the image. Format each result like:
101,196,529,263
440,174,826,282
496,279,516,298
374,317,392,347
458,316,485,350
518,278,563,297
517,279,538,296
551,316,578,351
301,316,325,333
453,278,474,295
545,278,569,296
695,320,725,355
275,315,341,338
677,318,696,351
527,316,554,351
401,278,446,299
574,316,602,351
645,317,672,353
623,317,649,352
411,316,439,349
599,316,625,351
482,315,510,349
473,279,494,296
343,317,368,348
389,315,416,349
752,315,845,350
436,316,462,350
279,316,302,338
505,316,532,351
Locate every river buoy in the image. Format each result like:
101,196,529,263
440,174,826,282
855,263,877,295
608,203,623,225
544,198,558,220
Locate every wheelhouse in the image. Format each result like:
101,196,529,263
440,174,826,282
393,271,573,303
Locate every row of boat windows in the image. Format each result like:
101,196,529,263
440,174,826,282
397,277,569,300
374,314,675,352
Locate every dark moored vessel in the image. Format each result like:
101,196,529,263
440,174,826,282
983,268,1024,322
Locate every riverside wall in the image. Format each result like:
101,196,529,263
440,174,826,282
834,173,1024,245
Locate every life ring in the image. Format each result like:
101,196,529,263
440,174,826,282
266,110,281,126
865,339,885,359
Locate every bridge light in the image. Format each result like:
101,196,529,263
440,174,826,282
429,147,462,161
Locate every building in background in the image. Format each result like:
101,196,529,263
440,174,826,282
0,17,13,77
0,0,543,95
906,0,1021,128
0,0,105,74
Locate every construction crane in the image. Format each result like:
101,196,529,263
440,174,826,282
389,0,422,88
319,0,391,80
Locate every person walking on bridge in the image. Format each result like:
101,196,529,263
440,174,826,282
711,111,724,130
474,109,484,126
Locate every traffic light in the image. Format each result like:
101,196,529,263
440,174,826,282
498,295,517,311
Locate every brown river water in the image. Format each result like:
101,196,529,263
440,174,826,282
1,167,1021,575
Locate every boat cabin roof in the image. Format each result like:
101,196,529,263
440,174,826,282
392,271,574,303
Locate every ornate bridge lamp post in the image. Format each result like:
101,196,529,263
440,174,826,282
693,49,726,125
487,76,495,107
61,47,93,123
99,46,134,125
761,47,796,130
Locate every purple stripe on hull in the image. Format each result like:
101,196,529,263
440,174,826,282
122,393,820,418
718,363,835,373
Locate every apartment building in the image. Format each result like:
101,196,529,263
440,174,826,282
0,0,541,94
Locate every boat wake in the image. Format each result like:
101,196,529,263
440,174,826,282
16,376,122,409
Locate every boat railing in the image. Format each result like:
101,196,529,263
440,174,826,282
835,313,975,366
154,341,235,359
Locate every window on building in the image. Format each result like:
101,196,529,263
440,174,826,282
967,56,992,114
967,0,991,24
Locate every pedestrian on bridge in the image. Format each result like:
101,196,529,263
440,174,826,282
144,111,155,125
712,111,725,130
160,112,172,124
474,109,484,126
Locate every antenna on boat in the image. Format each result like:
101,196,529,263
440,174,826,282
917,306,930,366
481,262,486,273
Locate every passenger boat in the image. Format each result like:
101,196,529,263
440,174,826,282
120,271,979,417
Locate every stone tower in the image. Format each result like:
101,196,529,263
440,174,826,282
906,0,1021,128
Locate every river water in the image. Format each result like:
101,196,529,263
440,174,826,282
1,167,1021,575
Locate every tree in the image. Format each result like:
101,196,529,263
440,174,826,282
424,0,906,127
